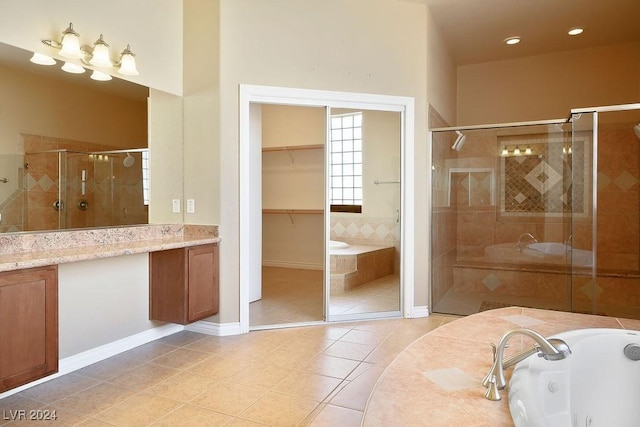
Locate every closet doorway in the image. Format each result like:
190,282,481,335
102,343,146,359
239,85,415,333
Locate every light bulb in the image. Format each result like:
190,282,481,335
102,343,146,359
61,62,85,74
59,23,83,59
30,52,56,65
89,35,113,67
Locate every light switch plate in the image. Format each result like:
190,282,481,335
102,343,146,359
172,199,181,213
186,199,195,214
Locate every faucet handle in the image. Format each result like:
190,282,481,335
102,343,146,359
484,375,501,401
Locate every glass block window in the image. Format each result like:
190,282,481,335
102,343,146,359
330,112,363,209
142,150,150,206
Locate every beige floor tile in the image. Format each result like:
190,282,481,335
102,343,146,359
182,336,228,355
144,371,222,402
94,393,181,426
123,341,180,363
308,404,363,427
75,419,114,426
74,354,143,382
156,331,208,347
187,355,253,379
229,363,293,389
239,391,319,427
272,371,343,402
0,394,46,415
339,329,388,346
225,418,269,426
329,365,386,411
321,341,376,361
150,348,211,370
300,354,360,379
152,404,232,426
107,363,180,391
259,346,316,370
190,381,268,416
52,382,135,417
18,374,100,404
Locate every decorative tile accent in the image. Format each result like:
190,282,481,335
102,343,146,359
614,171,638,191
501,315,545,327
482,273,502,291
421,367,477,392
580,280,604,301
500,136,588,217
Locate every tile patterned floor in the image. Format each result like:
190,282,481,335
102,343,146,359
0,315,457,426
250,267,400,327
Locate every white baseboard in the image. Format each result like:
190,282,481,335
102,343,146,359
411,306,430,318
0,323,183,400
262,260,323,270
185,320,243,336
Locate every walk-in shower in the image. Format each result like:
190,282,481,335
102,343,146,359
1,148,149,232
430,103,640,320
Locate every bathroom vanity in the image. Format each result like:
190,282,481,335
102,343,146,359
149,243,219,324
0,224,219,394
0,266,58,393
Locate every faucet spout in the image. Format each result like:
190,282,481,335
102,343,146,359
516,233,537,252
482,328,570,399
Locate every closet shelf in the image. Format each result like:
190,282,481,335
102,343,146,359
262,209,323,214
262,144,324,152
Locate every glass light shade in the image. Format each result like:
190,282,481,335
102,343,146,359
90,43,113,67
118,46,139,76
90,70,112,81
525,147,532,155
501,148,509,156
30,52,56,65
513,147,521,155
61,62,85,74
59,31,83,59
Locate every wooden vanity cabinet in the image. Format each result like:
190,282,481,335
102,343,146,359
0,266,58,393
149,243,219,324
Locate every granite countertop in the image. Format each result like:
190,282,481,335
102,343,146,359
363,307,640,426
0,224,219,272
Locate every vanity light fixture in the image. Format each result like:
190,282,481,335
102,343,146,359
513,147,521,156
505,36,521,45
61,61,85,74
568,28,584,36
29,52,56,65
501,146,534,157
39,22,139,78
90,70,112,81
42,23,83,59
87,34,113,67
525,146,532,155
116,45,139,76
501,147,509,157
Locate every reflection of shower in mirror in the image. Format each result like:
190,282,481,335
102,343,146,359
123,152,135,167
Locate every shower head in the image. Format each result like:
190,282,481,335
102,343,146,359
634,124,640,140
123,152,135,168
452,131,466,151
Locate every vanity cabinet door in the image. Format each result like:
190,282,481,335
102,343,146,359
149,244,219,325
0,266,58,393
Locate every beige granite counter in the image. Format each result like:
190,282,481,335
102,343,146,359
0,224,219,272
363,307,640,426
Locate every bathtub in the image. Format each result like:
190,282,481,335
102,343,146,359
508,328,640,426
483,242,592,268
329,240,349,250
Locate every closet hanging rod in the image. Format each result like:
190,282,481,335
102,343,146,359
374,180,400,185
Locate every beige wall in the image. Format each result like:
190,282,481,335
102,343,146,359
426,7,457,126
0,0,184,96
457,42,640,125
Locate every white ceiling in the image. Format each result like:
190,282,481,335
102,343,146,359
425,0,640,65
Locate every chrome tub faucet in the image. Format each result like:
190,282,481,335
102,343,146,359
482,328,571,401
516,233,537,252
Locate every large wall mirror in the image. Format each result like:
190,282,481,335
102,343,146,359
0,41,150,233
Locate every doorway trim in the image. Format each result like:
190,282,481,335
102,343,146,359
239,84,415,333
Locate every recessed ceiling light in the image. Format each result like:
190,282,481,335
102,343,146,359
505,37,521,45
568,28,584,36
